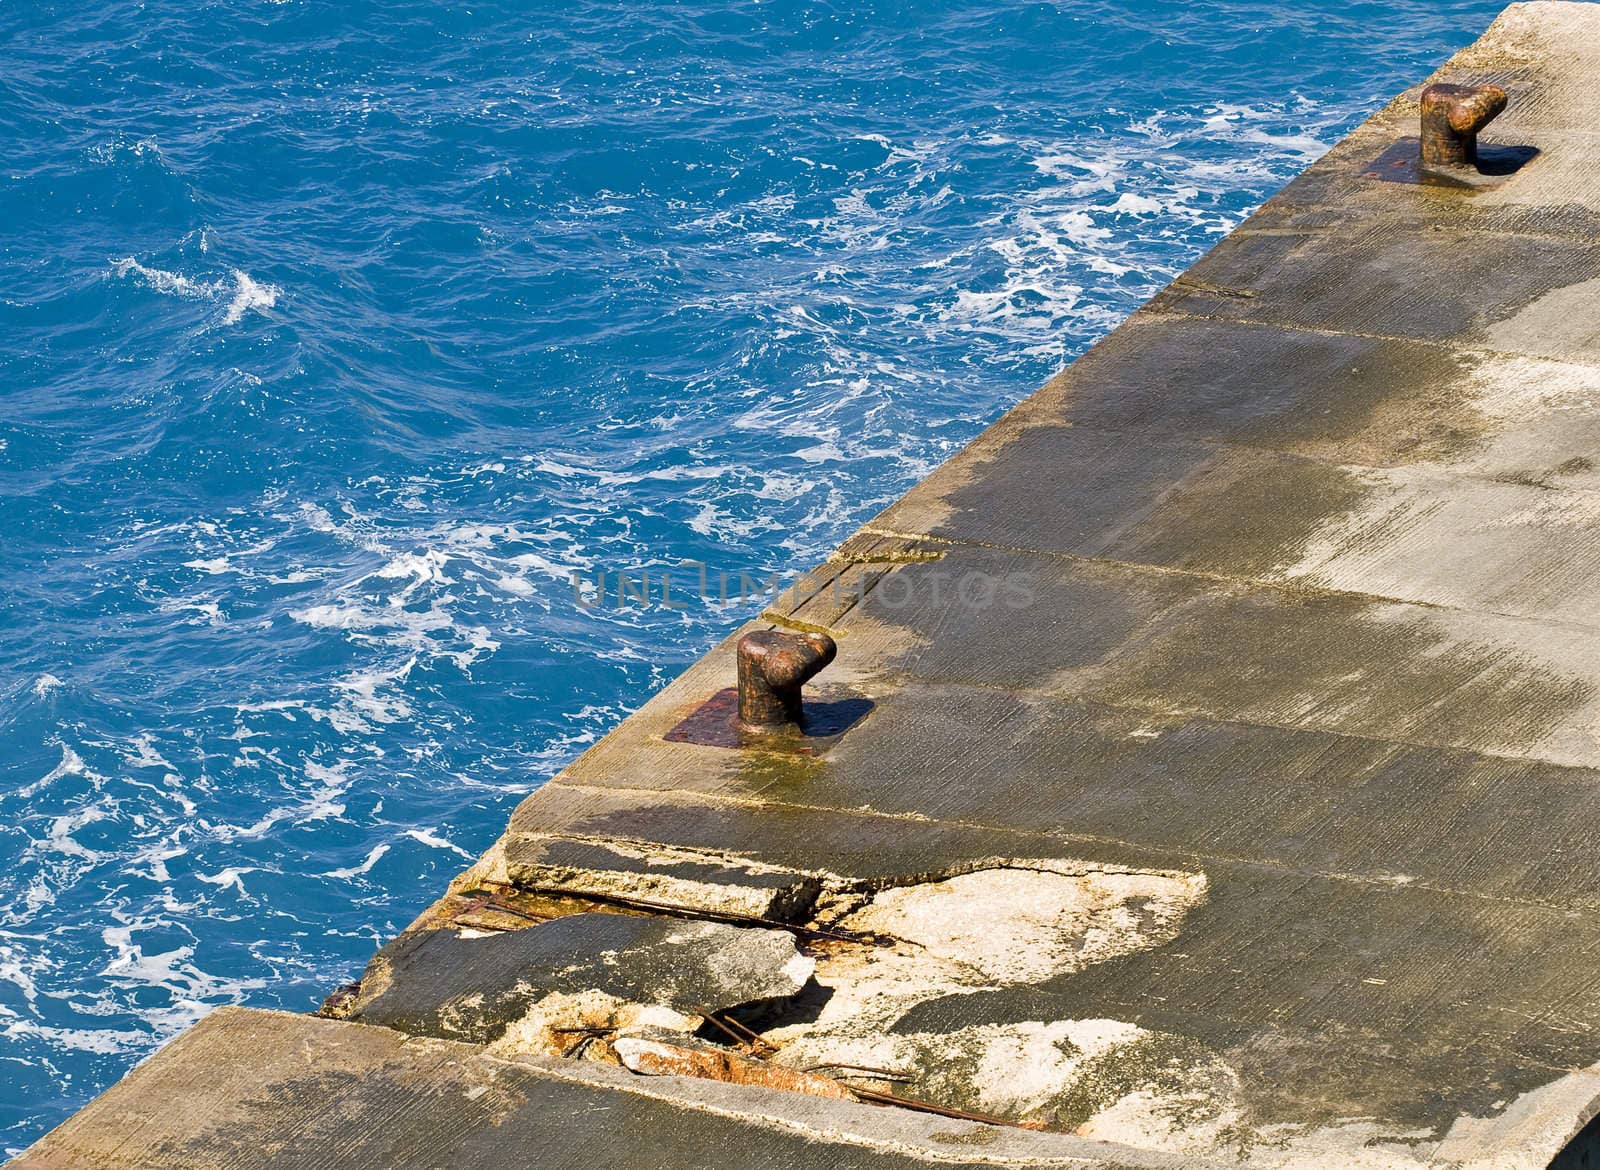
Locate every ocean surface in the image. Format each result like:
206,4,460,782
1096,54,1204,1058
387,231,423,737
1,0,1509,1147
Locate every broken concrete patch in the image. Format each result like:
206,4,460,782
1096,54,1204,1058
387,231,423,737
742,864,1217,1141
843,864,1208,986
346,912,813,1046
762,862,1207,1050
502,836,826,921
490,988,693,1060
778,1019,1239,1144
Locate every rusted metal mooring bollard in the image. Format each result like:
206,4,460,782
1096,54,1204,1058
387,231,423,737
1420,82,1508,170
736,630,836,732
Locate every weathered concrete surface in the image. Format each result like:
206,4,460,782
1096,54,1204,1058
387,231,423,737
340,912,813,1046
19,4,1600,1168
10,1008,1192,1170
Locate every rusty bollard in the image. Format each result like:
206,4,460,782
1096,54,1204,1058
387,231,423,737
1420,82,1508,170
736,630,836,732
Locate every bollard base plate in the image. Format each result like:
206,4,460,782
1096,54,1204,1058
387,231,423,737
1362,137,1538,188
664,687,874,753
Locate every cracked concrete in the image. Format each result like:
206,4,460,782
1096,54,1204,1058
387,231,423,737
338,912,814,1048
487,835,827,920
751,865,1219,1141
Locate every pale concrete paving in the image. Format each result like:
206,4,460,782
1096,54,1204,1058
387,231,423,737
17,4,1600,1167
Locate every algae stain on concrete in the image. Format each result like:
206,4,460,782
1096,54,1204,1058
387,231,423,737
736,746,829,800
1084,590,1597,762
1098,451,1376,582
1249,339,1486,469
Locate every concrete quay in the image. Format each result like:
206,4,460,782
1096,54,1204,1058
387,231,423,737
17,4,1600,1167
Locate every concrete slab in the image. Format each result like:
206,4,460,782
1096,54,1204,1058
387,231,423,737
523,679,1600,912
788,544,1600,766
1149,221,1600,352
871,310,1600,512
343,912,811,1045
861,321,1600,628
9,1008,1191,1170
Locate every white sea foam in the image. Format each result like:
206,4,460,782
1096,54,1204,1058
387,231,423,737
183,556,235,574
373,549,454,589
403,828,475,859
125,844,187,884
1109,192,1164,215
124,735,175,772
494,574,537,597
324,844,390,880
0,942,43,1007
111,258,279,325
334,659,418,728
222,270,279,323
195,867,258,897
89,136,165,165
217,760,352,841
159,596,225,625
270,508,570,730
112,257,220,300
0,1014,147,1056
10,743,93,802
528,456,726,488
98,922,266,1035
45,808,108,861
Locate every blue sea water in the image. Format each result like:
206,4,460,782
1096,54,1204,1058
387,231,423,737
1,0,1509,1147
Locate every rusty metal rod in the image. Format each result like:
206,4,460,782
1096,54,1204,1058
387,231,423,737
698,1008,777,1055
673,1022,1037,1130
561,1033,600,1059
451,896,553,927
692,1007,764,1054
851,1087,1045,1130
803,1062,914,1082
502,882,884,945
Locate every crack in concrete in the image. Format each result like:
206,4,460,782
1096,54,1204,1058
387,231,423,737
532,779,1600,916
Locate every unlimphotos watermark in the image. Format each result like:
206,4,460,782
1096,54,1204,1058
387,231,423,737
569,559,1035,613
